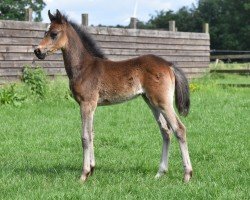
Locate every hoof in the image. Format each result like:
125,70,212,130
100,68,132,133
155,173,162,179
155,171,166,179
80,175,87,183
80,172,91,183
184,171,192,183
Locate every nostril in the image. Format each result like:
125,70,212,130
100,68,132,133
34,48,46,60
34,48,41,55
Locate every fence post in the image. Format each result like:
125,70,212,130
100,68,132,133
129,17,137,29
203,23,209,33
25,8,33,21
169,20,175,32
82,13,88,26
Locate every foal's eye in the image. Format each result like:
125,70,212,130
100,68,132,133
50,32,58,40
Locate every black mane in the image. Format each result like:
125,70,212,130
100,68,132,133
60,14,106,59
69,21,106,59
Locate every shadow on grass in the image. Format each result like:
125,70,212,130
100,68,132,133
13,164,81,178
12,162,158,178
96,164,154,175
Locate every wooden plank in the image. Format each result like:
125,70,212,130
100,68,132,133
0,76,20,84
0,52,62,61
86,26,210,40
175,62,209,68
0,49,210,61
159,56,210,62
0,20,48,31
0,61,64,68
0,45,36,53
0,67,65,76
0,36,210,51
0,37,210,50
182,67,208,73
0,45,210,59
92,34,210,46
108,55,210,62
210,54,250,60
0,45,210,56
98,42,210,51
45,67,66,75
0,68,22,76
186,73,205,79
0,29,44,38
0,60,209,69
102,49,210,57
0,37,41,45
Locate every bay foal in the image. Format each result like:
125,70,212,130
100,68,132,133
34,10,192,182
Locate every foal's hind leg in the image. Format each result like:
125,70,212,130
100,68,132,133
143,96,172,178
154,113,172,179
159,105,193,182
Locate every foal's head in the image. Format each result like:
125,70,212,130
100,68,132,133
34,9,68,60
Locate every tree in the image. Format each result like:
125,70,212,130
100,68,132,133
196,0,250,50
141,0,250,50
0,0,46,22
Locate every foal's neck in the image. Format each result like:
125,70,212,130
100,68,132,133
62,25,92,80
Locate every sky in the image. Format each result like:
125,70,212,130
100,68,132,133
42,0,197,26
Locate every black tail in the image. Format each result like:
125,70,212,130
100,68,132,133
172,65,190,116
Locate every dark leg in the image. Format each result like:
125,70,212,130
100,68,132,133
143,96,172,178
159,105,193,182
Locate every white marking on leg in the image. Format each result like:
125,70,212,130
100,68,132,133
80,102,96,182
155,135,170,178
90,131,95,169
81,129,91,181
175,117,192,182
153,113,171,179
179,141,192,182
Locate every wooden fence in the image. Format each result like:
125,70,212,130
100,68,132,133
0,20,210,83
210,50,250,62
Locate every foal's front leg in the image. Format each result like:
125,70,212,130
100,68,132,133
80,101,96,182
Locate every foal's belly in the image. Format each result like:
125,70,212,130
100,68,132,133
97,87,144,106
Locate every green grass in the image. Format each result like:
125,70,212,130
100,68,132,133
194,73,250,85
210,62,250,70
0,75,250,199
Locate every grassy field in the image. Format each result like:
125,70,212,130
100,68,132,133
210,62,250,70
0,74,249,199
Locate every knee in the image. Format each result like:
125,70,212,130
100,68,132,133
160,125,171,140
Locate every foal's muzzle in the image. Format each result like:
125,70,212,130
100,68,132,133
34,48,46,60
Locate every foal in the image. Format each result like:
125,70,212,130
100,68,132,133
34,10,192,182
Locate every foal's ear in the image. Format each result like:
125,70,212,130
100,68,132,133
48,10,56,21
48,9,65,24
55,9,62,20
55,9,66,24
